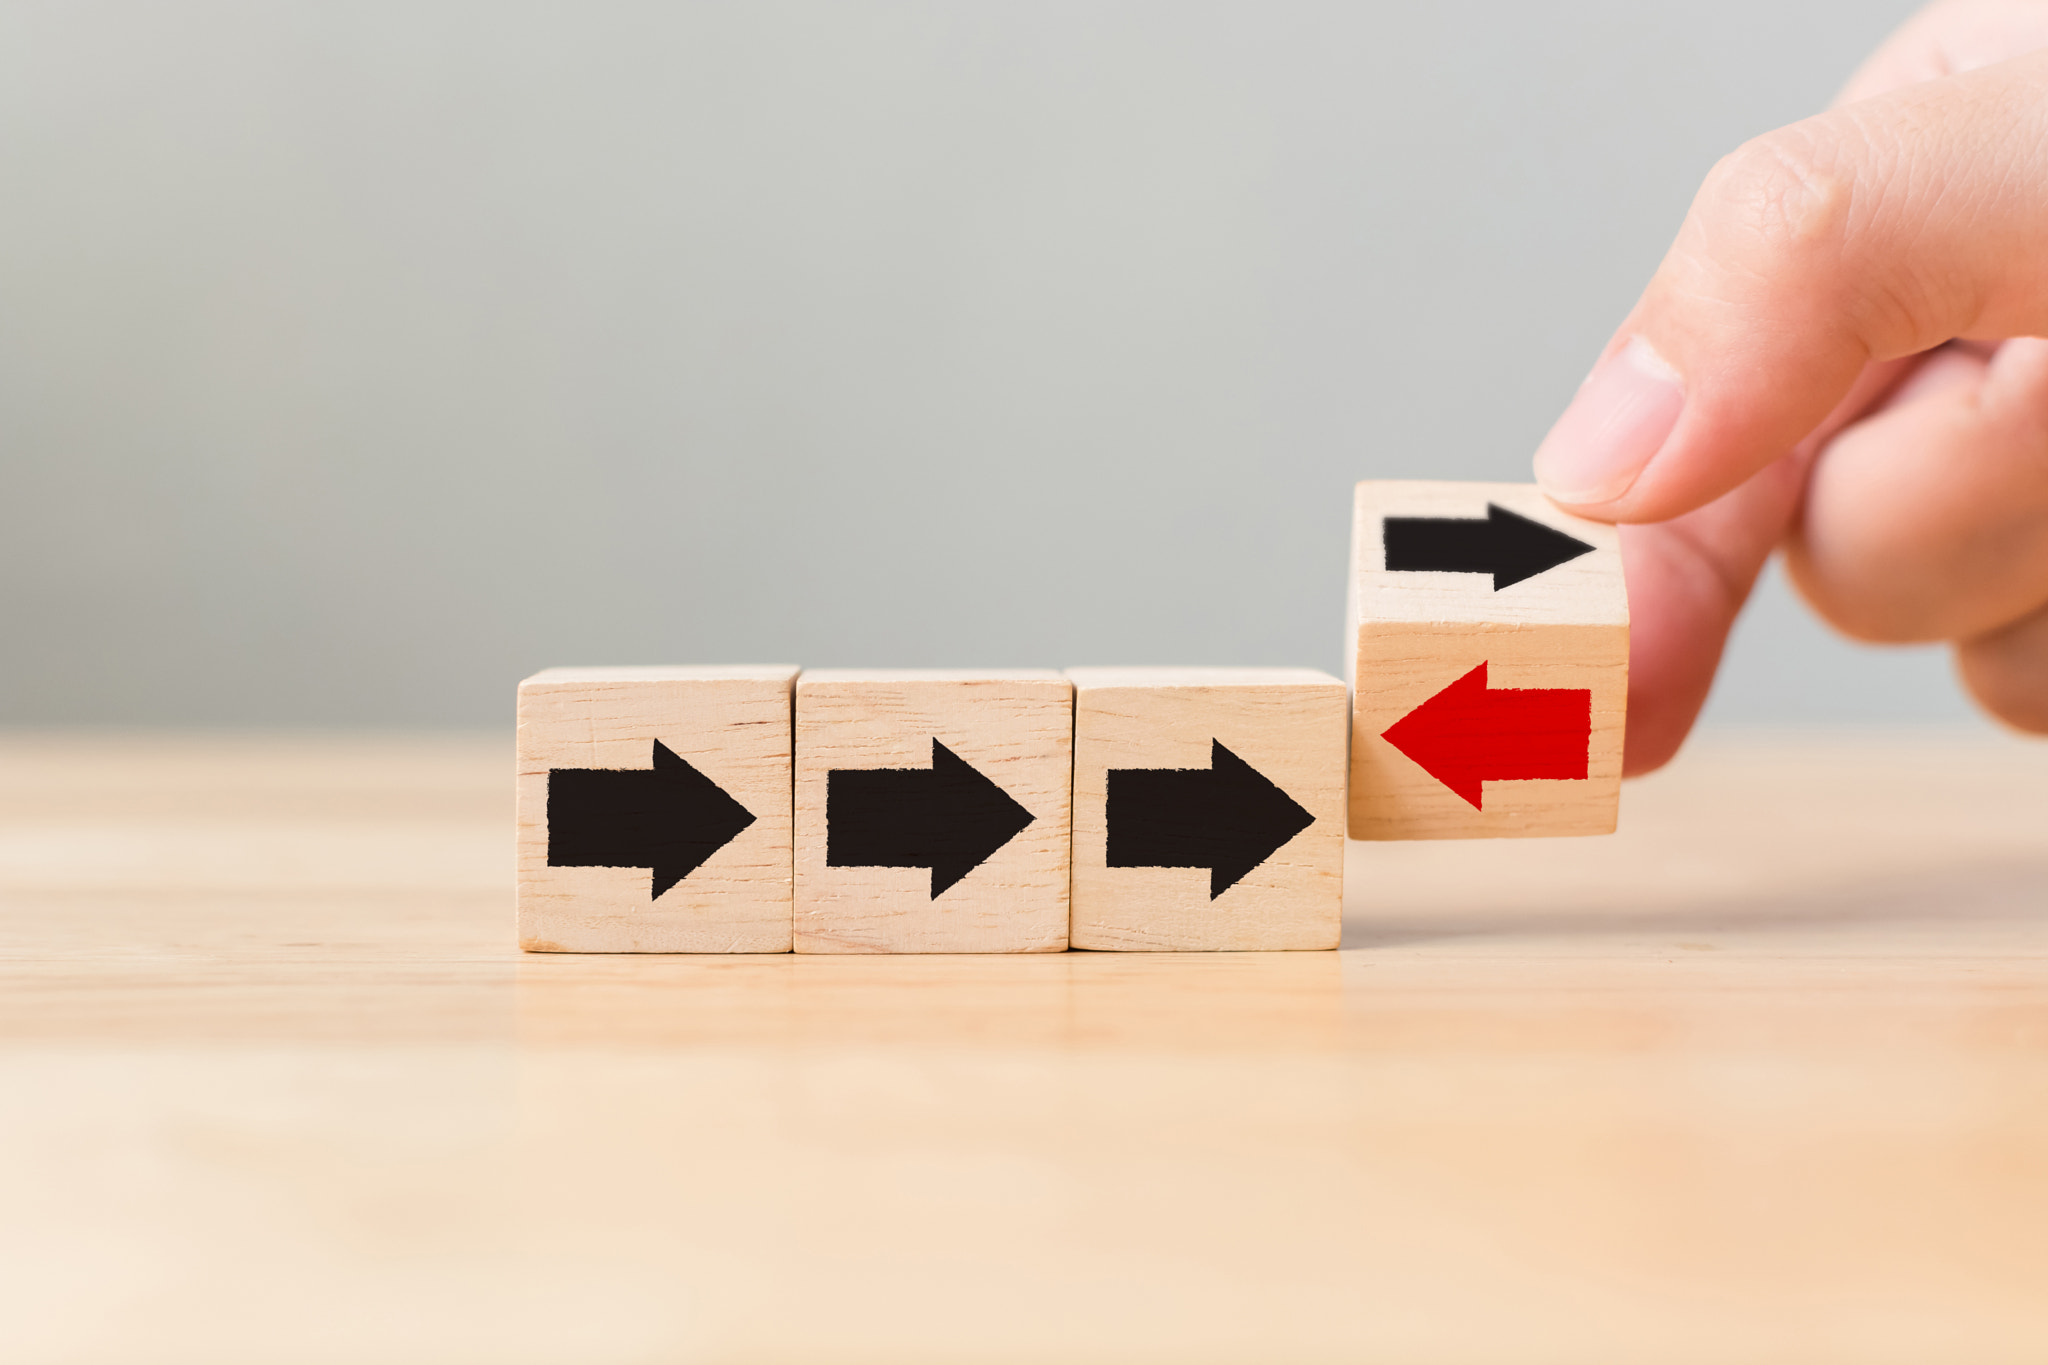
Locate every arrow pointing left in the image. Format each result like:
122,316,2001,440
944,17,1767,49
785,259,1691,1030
547,740,757,899
1108,740,1315,898
1381,662,1590,810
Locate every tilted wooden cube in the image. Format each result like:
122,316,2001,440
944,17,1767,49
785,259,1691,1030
1347,481,1627,839
1067,667,1347,951
517,665,798,952
794,670,1072,953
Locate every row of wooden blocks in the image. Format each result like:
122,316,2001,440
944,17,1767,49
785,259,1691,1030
516,481,1629,953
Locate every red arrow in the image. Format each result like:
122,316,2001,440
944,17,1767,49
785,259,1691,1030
1381,662,1589,810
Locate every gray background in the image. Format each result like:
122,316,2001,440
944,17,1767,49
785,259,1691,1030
1,0,1979,728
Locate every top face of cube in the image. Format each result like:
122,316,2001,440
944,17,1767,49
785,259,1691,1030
796,669,1067,687
520,664,802,689
1064,666,1342,692
1351,481,1626,628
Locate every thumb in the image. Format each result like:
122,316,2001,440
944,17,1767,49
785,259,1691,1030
1534,48,2048,522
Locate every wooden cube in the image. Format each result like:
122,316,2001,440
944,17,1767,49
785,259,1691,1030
1347,481,1627,839
517,665,798,952
1068,667,1346,951
794,670,1072,953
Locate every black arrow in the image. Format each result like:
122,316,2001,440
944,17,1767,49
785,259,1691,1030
1383,503,1594,589
827,738,1035,898
1107,740,1314,899
547,740,757,899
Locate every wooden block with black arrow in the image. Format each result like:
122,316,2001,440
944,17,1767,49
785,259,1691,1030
516,665,799,952
1347,481,1627,840
793,670,1073,953
1068,667,1347,951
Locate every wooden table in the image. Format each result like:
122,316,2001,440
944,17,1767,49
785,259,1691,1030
3,730,2044,1363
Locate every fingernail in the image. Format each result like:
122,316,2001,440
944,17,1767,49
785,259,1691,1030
1533,336,1685,505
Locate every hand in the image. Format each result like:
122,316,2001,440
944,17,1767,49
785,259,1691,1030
1531,0,2048,774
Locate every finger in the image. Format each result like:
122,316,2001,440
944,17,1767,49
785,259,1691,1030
1532,50,2048,525
1619,469,1801,774
1786,336,2048,643
1957,600,2048,731
1838,0,2048,104
1617,356,1921,773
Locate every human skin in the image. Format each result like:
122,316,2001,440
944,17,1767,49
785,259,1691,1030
1532,0,2048,773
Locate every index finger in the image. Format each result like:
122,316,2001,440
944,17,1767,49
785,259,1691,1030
1534,50,2048,524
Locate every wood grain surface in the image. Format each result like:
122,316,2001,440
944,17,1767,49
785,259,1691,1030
1350,619,1629,838
1067,667,1346,951
794,670,1072,954
1347,480,1627,630
517,665,798,953
2,729,2045,1363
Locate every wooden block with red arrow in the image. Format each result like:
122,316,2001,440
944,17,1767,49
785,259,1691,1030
1346,481,1627,840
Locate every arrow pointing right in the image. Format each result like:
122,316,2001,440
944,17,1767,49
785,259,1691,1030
827,739,1036,898
1107,740,1315,898
1381,662,1590,810
548,740,758,899
1383,503,1595,589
